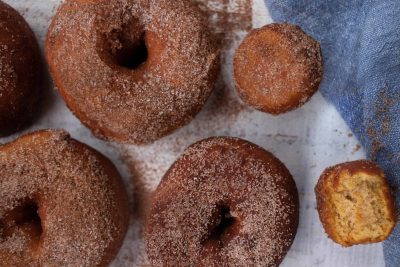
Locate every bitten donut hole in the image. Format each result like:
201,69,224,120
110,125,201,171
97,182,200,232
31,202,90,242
208,205,236,241
330,173,394,245
1,200,42,241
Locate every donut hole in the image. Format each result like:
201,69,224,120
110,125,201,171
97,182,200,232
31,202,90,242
328,173,395,246
112,32,148,69
207,205,236,242
99,20,149,70
0,200,42,242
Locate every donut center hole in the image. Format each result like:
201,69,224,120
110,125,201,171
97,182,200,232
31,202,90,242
102,24,148,70
0,200,42,242
208,205,236,241
115,33,148,69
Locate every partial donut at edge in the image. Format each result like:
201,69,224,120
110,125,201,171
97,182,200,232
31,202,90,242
0,129,129,266
0,0,43,136
146,136,299,267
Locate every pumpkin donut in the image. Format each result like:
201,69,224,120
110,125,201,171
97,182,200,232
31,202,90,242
0,130,129,266
46,0,219,144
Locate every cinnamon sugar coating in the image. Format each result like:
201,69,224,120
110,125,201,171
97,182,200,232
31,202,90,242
0,130,129,266
0,1,42,136
46,0,220,144
145,137,299,267
234,23,323,115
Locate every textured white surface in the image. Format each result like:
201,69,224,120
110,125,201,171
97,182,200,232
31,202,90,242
0,0,384,266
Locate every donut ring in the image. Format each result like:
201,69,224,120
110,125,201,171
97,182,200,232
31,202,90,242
0,130,129,266
0,1,42,136
234,23,323,115
145,137,299,266
46,0,219,144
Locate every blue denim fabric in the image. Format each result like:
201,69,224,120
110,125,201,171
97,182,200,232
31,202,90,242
264,1,400,266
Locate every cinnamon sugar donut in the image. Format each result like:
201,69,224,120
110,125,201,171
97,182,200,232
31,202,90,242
0,1,42,136
234,23,323,115
146,137,299,266
0,130,129,266
46,0,219,144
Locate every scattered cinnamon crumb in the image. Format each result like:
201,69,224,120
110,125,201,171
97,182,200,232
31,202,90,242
352,144,361,154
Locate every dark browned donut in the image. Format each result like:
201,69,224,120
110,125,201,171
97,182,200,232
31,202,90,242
46,0,219,144
234,23,323,115
0,1,42,136
145,137,299,266
0,130,129,266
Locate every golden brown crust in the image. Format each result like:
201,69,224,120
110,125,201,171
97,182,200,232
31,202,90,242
315,160,396,247
233,23,323,115
0,1,42,136
0,129,129,266
46,0,220,144
145,137,299,267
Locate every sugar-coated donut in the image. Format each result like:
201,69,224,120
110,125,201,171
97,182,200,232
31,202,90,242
46,0,220,144
0,1,42,136
234,23,323,115
0,130,129,266
146,137,299,266
315,160,396,247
